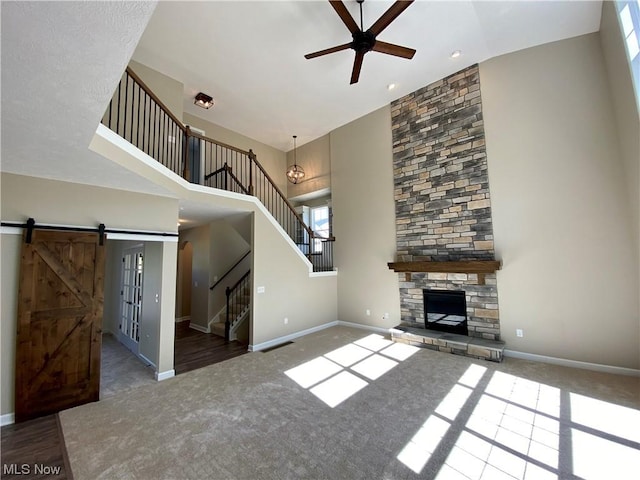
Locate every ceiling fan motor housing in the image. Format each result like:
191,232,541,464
353,30,376,53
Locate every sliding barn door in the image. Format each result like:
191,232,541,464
15,230,105,422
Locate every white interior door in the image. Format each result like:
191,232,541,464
118,245,144,354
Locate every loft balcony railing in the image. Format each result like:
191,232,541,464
102,67,334,272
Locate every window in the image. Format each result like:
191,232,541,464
618,1,640,107
311,205,330,252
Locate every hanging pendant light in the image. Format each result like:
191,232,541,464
286,135,305,184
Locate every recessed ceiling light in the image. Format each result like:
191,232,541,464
387,83,396,91
450,50,462,59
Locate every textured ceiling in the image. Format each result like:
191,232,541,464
133,0,603,151
0,1,170,196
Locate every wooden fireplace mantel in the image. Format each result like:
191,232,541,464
387,260,501,285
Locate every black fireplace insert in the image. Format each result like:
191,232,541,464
423,289,468,336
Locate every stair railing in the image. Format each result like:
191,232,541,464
102,67,326,270
225,270,251,341
210,250,251,291
309,236,336,272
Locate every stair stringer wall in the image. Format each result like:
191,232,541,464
91,124,338,347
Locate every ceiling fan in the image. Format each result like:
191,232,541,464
305,0,416,85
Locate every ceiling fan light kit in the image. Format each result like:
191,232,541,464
305,0,416,84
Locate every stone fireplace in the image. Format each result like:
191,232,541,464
388,64,503,360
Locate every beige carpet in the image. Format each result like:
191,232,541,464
60,326,640,479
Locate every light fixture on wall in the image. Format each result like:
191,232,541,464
286,135,305,184
194,92,214,109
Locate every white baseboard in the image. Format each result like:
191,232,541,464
336,320,392,335
155,369,175,381
249,321,339,351
503,350,640,377
175,316,191,323
248,320,394,352
189,322,210,334
1,413,15,426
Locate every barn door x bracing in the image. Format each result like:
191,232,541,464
15,230,105,422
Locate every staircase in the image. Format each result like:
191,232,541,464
210,283,250,341
101,67,335,272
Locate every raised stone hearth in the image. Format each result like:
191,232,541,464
390,64,502,349
390,326,505,362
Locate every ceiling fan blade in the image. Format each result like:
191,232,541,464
350,51,365,84
372,40,416,59
329,0,360,34
305,42,352,60
368,0,414,37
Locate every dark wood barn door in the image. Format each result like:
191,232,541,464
15,230,106,422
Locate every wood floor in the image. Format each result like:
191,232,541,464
2,324,248,478
1,415,68,480
174,321,248,375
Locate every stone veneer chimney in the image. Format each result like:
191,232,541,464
390,65,501,341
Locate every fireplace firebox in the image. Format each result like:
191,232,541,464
423,289,468,336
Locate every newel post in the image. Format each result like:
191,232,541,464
248,149,255,195
182,126,191,182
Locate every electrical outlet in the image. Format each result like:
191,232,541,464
257,286,265,294
284,317,288,325
383,312,390,320
516,329,524,338
366,309,371,316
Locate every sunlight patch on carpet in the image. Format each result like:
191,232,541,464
283,333,416,408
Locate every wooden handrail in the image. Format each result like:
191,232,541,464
210,250,251,290
125,67,186,132
227,269,251,295
105,66,332,270
123,65,308,238
251,158,314,238
188,129,252,157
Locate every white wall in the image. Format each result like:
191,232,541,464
481,33,639,369
330,106,401,328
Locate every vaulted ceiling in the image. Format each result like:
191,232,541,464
133,1,603,151
1,1,603,196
